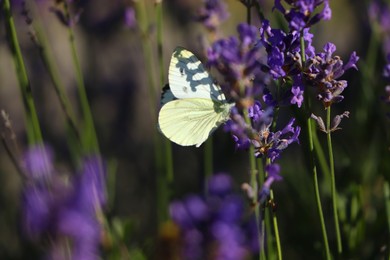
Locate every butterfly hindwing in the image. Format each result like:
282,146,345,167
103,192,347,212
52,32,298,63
158,98,229,147
160,84,175,105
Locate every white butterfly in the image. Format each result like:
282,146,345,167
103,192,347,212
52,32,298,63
158,47,234,147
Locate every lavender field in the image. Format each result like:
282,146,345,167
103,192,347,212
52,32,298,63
0,0,389,259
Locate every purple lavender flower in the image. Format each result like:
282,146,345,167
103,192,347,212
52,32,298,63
207,173,233,196
20,145,107,260
369,1,390,54
197,0,229,32
252,118,301,162
124,6,137,29
305,42,359,107
207,23,269,105
23,144,54,181
258,163,282,203
169,173,256,259
49,156,107,259
260,20,315,79
259,21,318,108
21,185,52,239
70,156,107,214
273,0,331,31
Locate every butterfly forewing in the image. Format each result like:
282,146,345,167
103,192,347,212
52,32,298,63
158,98,230,147
169,47,226,102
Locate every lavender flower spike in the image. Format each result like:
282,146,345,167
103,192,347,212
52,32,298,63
197,0,229,32
273,0,331,31
23,144,54,181
169,173,258,259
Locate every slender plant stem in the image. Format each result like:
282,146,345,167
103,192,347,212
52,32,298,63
269,189,282,260
63,2,99,154
136,1,171,224
384,181,390,260
300,34,331,260
3,0,42,144
156,0,174,221
243,110,263,259
246,0,252,25
326,107,342,254
29,0,81,149
257,158,267,260
312,129,331,179
156,1,174,183
204,138,213,181
244,3,266,259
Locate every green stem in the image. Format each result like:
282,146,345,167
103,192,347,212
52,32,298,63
204,138,213,181
3,0,42,144
136,1,170,224
156,1,174,186
300,34,331,260
326,107,342,254
257,158,267,260
269,189,282,260
246,0,252,25
312,128,331,179
156,0,174,223
384,181,390,260
308,115,331,260
63,3,99,154
29,1,81,148
243,110,262,258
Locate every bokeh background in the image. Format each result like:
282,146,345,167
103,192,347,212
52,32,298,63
0,0,389,259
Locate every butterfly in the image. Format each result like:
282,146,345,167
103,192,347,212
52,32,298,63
158,47,234,147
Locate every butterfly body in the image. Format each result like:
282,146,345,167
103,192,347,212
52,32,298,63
158,47,233,147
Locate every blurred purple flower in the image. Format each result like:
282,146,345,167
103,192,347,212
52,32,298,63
170,173,257,259
207,173,233,196
258,164,282,203
124,6,137,28
20,145,107,260
197,0,229,31
21,185,52,239
23,144,54,181
54,209,101,260
382,54,390,116
369,1,390,53
273,0,331,31
383,85,390,104
70,156,107,213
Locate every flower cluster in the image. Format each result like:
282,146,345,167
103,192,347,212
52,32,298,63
21,144,106,259
273,0,331,32
225,101,300,163
169,173,258,259
370,2,390,117
197,0,229,32
369,0,390,54
207,23,269,107
207,22,301,163
304,42,359,107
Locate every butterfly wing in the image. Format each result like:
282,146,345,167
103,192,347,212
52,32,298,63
158,98,231,147
160,84,175,105
169,47,226,102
